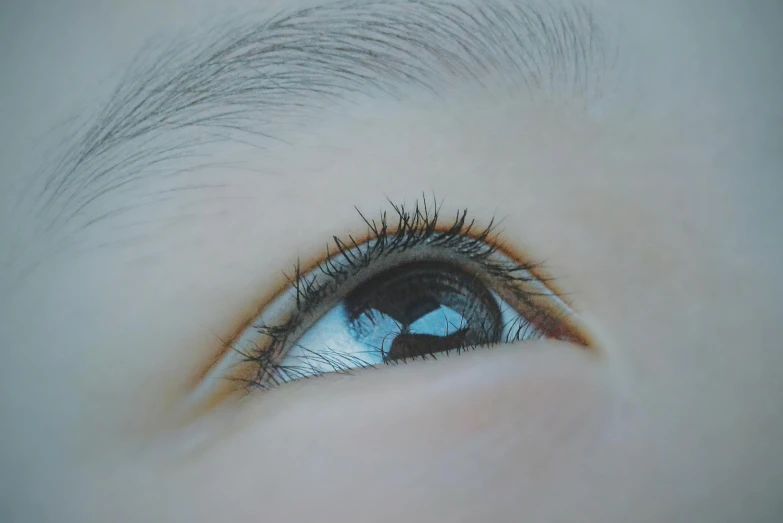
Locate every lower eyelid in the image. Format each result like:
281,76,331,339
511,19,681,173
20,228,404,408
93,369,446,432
173,338,609,461
185,294,594,420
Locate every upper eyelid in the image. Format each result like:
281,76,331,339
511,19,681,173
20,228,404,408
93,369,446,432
26,0,611,249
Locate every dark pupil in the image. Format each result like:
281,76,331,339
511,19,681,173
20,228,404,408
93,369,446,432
344,262,502,361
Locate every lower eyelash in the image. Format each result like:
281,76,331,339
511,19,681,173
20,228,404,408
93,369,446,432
257,299,547,386
235,195,559,390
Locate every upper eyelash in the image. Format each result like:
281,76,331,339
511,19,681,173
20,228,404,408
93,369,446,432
235,195,555,389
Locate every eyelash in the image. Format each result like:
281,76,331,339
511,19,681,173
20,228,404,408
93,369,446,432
235,196,564,390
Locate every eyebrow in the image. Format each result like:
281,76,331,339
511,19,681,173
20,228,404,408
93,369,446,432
25,0,611,246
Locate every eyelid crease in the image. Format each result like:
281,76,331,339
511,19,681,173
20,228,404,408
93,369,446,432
183,200,597,419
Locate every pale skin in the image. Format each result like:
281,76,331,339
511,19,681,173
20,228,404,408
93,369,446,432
1,0,782,522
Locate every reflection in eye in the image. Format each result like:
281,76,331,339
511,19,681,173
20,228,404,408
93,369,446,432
285,261,532,375
197,197,591,397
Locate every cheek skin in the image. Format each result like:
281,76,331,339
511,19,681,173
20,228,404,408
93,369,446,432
75,341,661,523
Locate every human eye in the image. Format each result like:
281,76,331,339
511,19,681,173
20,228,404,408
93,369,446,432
193,196,593,402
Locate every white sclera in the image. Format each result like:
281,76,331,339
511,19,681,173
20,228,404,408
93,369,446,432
278,292,537,379
284,305,388,373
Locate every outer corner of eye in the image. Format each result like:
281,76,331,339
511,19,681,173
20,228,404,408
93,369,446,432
186,197,596,408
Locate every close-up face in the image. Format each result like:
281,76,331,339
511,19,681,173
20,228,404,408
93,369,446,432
1,1,782,522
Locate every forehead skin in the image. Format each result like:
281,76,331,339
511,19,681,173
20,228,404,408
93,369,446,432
1,1,782,522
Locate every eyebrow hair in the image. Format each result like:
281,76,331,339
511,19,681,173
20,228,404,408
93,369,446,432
23,0,612,248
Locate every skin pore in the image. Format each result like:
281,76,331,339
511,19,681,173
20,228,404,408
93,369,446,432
1,0,782,522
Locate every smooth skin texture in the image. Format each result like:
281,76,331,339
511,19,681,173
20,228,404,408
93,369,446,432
1,0,782,522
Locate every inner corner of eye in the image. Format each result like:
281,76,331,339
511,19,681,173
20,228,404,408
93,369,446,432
193,202,592,398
